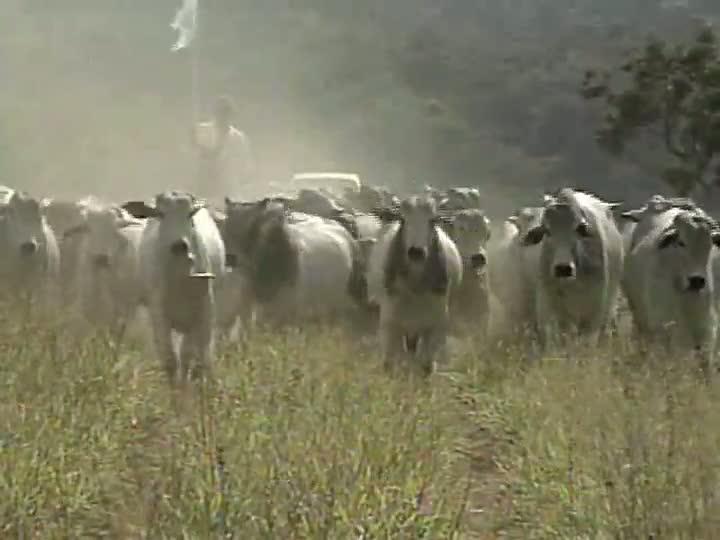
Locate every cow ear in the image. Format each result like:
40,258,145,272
658,229,679,249
63,224,89,238
122,201,160,219
522,226,546,246
712,231,720,248
621,209,642,223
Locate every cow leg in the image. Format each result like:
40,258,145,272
186,294,215,382
182,330,215,382
380,321,405,371
419,328,447,375
179,334,196,381
150,308,177,384
215,275,242,339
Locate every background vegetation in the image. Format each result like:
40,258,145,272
2,1,719,217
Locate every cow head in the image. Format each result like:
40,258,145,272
64,205,140,271
123,191,213,279
223,197,287,259
508,206,544,238
657,211,720,293
396,196,446,263
444,209,491,274
523,197,596,281
380,195,451,295
224,196,299,301
40,198,89,239
0,191,47,260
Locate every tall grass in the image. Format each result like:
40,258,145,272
456,341,720,539
2,308,720,538
0,314,470,538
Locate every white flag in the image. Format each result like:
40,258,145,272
170,0,198,52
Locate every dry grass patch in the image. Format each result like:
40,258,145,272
0,316,471,538
4,309,720,539
456,340,720,539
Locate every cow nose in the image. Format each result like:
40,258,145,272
688,275,706,291
170,239,190,256
92,254,111,269
19,241,37,256
554,263,574,278
407,246,426,262
470,252,487,270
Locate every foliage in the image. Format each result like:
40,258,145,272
582,26,720,197
1,1,719,210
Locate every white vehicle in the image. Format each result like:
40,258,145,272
291,172,361,197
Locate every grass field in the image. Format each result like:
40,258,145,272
1,310,720,539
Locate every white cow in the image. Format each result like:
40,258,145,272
122,191,226,383
624,207,720,376
487,206,545,339
520,188,624,347
0,190,60,307
443,209,492,335
222,197,365,326
41,196,102,304
366,195,462,374
620,196,702,326
63,202,146,327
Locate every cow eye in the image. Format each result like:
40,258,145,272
576,222,591,238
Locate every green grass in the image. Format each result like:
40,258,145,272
2,311,720,538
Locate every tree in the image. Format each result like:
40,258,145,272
581,25,720,197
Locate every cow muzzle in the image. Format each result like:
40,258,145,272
469,252,487,271
19,241,38,256
553,263,575,279
686,275,707,292
407,246,426,262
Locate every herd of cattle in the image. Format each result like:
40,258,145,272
0,182,718,380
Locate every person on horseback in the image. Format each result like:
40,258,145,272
192,95,255,203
